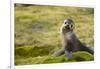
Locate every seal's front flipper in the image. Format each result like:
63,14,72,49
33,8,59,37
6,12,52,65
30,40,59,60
65,50,72,58
52,49,65,57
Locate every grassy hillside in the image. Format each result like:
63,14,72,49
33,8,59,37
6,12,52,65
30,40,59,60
15,4,94,65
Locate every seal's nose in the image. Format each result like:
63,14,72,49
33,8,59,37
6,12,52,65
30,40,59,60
64,24,70,29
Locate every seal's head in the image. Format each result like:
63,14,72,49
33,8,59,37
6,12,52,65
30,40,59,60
63,18,74,31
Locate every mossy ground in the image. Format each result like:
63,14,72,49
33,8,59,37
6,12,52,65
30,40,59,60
15,4,94,65
15,46,94,65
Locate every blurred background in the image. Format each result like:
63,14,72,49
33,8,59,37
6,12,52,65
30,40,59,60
15,3,94,65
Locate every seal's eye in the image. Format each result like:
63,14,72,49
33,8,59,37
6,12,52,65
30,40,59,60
65,22,67,24
71,25,73,28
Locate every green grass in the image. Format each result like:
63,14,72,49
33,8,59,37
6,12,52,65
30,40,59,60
15,4,94,65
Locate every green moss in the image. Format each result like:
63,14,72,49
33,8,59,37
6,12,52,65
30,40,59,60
15,52,94,65
15,46,56,57
72,51,94,61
